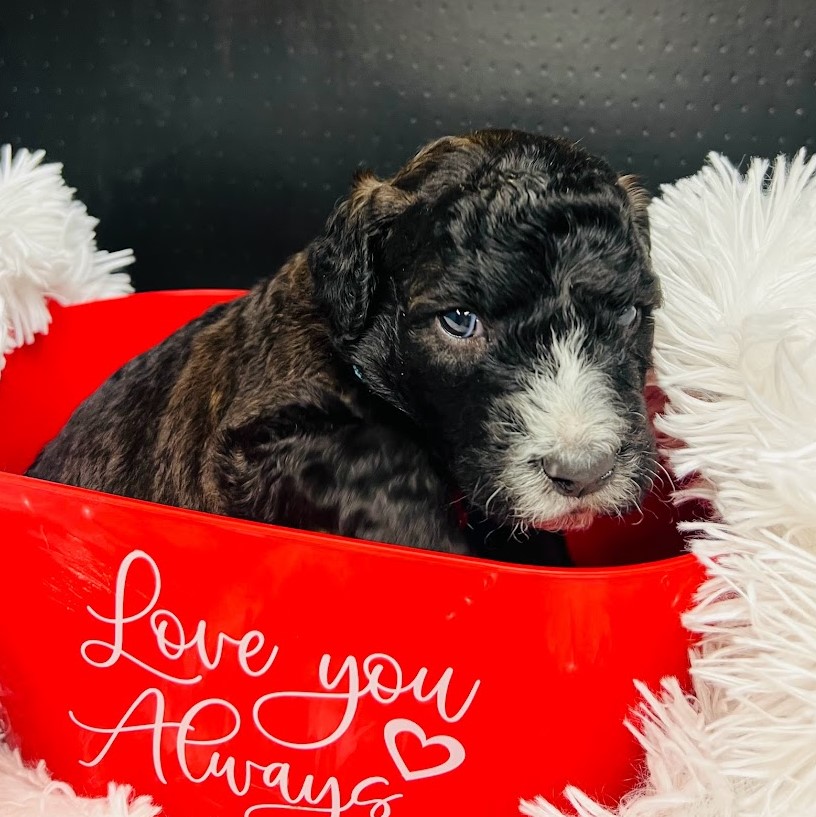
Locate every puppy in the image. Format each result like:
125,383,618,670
26,130,659,563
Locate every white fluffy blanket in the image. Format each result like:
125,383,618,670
523,152,816,817
1,148,815,817
0,144,133,373
0,749,158,817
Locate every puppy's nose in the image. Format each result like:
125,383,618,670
541,454,616,498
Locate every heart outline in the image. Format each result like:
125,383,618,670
383,718,466,782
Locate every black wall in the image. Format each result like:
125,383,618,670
2,1,814,290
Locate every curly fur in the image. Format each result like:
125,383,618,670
25,130,657,562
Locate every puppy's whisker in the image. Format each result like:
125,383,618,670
642,468,659,493
484,484,504,517
655,460,676,490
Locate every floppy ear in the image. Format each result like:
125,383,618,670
309,171,413,343
617,174,652,252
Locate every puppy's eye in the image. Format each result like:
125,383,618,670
438,309,484,339
616,305,640,328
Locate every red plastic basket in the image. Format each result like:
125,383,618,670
0,291,703,816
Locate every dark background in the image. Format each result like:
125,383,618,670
2,1,814,291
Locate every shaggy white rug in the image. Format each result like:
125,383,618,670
0,144,134,374
1,147,815,817
0,749,159,817
522,152,816,817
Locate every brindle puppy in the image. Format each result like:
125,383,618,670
27,130,659,564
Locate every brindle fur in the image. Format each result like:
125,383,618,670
27,130,657,565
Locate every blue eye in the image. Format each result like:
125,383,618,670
438,309,483,339
616,305,640,327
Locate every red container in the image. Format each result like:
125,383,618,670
0,292,703,817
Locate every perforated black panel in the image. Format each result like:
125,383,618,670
2,1,814,289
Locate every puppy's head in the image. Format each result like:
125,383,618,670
309,130,659,531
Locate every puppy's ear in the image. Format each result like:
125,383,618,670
309,171,413,343
617,174,652,252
